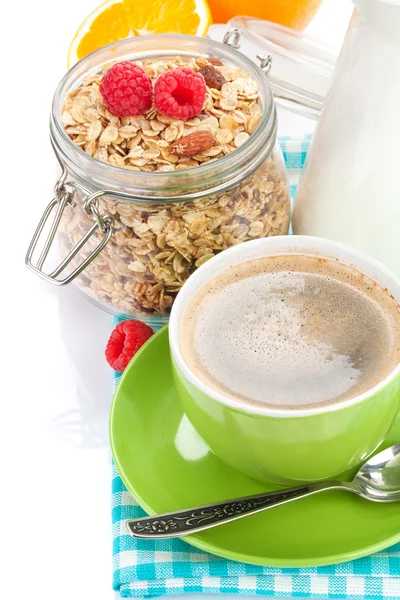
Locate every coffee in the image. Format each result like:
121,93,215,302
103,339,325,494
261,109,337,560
180,255,400,409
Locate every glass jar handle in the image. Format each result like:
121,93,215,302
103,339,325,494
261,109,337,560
25,164,115,286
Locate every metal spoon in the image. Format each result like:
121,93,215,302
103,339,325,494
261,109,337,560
126,443,400,539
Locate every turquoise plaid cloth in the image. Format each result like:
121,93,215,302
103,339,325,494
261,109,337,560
112,136,400,599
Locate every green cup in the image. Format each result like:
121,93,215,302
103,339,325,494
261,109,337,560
169,236,400,484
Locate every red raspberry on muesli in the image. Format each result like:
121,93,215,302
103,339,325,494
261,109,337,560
100,61,153,117
154,67,207,119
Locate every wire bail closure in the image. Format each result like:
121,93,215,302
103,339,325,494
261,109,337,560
223,28,242,49
25,162,115,286
257,53,272,75
223,28,273,77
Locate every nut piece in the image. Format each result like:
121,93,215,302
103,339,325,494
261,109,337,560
169,130,214,157
199,65,226,91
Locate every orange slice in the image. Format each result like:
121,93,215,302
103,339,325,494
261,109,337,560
68,0,212,68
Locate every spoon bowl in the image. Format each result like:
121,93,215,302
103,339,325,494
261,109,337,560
354,444,400,501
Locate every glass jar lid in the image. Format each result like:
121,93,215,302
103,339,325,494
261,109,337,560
208,16,337,120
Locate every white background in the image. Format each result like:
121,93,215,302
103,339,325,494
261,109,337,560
1,1,353,598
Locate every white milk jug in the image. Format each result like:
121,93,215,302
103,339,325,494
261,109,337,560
293,0,400,276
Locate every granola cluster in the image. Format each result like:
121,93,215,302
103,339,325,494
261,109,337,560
60,56,290,319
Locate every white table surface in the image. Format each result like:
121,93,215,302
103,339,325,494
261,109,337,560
3,1,353,598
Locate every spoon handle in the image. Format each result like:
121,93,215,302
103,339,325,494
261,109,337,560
126,480,345,539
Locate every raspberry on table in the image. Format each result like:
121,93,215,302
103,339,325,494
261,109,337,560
105,319,154,372
100,61,153,117
154,67,207,119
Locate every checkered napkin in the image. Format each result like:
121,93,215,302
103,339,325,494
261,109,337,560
112,136,400,599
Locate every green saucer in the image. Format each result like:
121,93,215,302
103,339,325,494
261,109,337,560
110,326,400,567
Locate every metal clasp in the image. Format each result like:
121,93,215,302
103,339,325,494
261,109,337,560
223,29,273,76
25,165,115,286
223,28,241,49
257,53,273,75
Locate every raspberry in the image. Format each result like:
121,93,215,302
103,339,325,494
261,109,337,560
105,319,154,372
154,67,207,119
99,61,153,118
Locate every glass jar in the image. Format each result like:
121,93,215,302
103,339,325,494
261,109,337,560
26,35,290,328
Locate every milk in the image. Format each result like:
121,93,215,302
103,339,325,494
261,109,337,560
293,0,400,278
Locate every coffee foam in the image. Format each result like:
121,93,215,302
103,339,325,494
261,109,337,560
180,255,400,409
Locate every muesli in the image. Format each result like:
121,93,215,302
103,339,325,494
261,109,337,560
59,56,290,317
